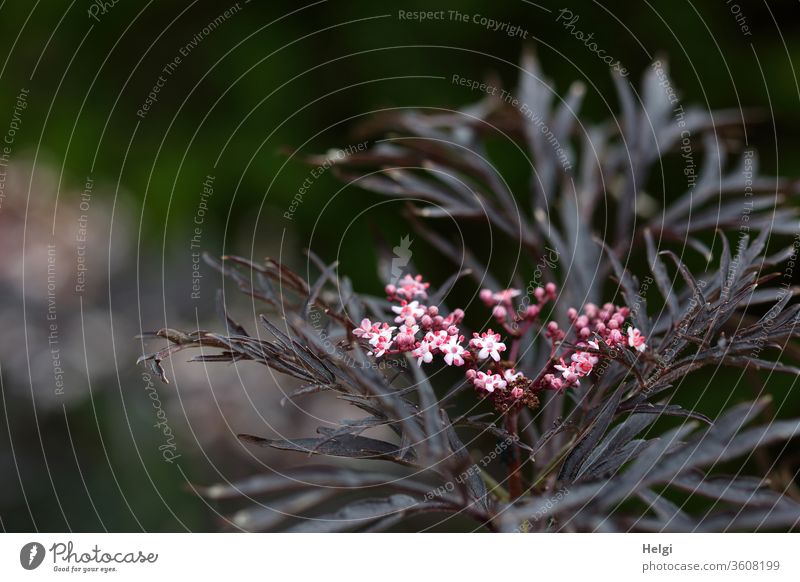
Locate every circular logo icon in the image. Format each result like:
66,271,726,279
19,542,46,570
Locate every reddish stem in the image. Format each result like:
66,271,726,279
505,406,523,500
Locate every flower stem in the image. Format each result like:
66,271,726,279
505,406,523,500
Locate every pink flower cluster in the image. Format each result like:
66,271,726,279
478,283,557,336
567,301,646,352
351,275,648,410
539,303,648,390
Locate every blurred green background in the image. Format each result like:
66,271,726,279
0,0,798,531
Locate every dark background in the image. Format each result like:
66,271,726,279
0,0,798,531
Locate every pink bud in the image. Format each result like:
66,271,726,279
526,305,540,319
465,369,477,380
579,327,591,339
567,307,578,320
420,315,433,328
433,316,444,327
511,387,524,399
545,282,557,297
492,305,507,322
427,305,439,316
479,289,493,305
584,303,598,318
385,284,396,296
534,287,545,301
395,333,415,350
547,321,559,332
619,306,630,317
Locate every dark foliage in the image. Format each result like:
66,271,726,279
140,52,800,532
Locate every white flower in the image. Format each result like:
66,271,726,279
368,324,395,348
412,340,434,366
473,371,507,393
627,327,647,352
424,330,449,348
353,318,376,341
391,300,426,323
469,330,506,362
441,336,466,366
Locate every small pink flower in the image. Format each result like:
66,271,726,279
493,288,521,303
607,328,625,346
412,340,434,366
554,358,582,386
353,318,376,341
503,369,522,383
441,336,466,366
525,304,540,319
570,350,597,375
469,329,506,362
394,323,419,351
368,323,396,348
391,300,425,323
472,371,507,393
627,327,647,352
394,274,429,301
368,327,394,357
425,330,449,348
